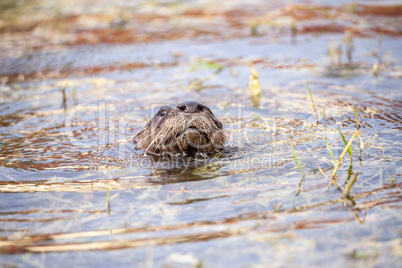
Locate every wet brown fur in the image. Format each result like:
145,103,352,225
133,103,226,156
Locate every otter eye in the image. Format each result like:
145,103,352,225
160,110,167,117
197,104,205,112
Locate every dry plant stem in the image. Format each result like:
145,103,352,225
319,165,342,191
352,207,368,224
357,131,364,149
318,165,325,176
331,130,359,178
352,211,362,223
344,172,359,195
332,177,341,191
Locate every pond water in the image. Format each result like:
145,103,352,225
0,0,401,267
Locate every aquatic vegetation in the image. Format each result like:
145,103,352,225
306,81,318,122
338,127,353,158
323,137,336,165
291,144,304,176
331,130,359,178
248,63,261,108
188,58,223,91
344,172,359,196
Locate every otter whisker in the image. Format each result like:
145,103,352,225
144,139,156,156
153,134,167,154
134,131,152,145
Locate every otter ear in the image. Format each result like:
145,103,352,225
213,118,223,129
156,105,174,114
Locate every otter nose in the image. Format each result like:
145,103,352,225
177,101,206,113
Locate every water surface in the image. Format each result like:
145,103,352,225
0,0,401,267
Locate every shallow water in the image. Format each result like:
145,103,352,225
1,0,401,267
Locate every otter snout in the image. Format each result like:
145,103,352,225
133,101,226,156
176,101,208,113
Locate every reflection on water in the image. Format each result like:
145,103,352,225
0,0,401,267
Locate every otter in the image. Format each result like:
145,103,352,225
133,101,226,156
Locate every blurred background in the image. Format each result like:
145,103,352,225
0,0,401,267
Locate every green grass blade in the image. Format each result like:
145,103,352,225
192,59,223,73
323,138,336,164
291,144,304,175
338,128,352,157
306,81,318,121
352,107,361,125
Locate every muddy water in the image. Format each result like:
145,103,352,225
1,0,401,267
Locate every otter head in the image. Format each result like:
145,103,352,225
133,101,226,156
